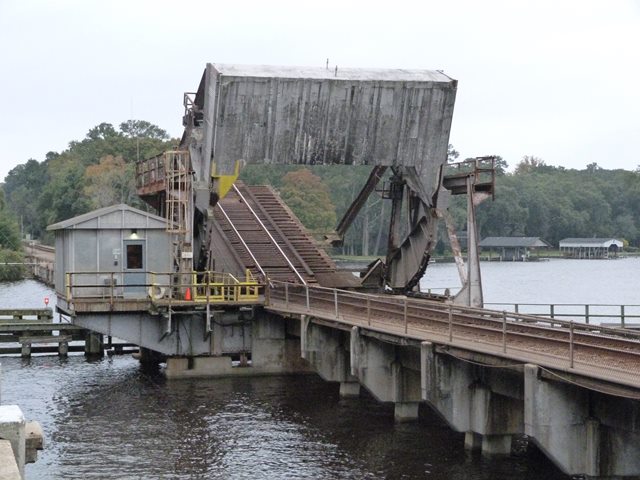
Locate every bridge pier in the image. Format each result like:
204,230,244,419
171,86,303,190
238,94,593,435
163,313,310,378
350,327,421,421
301,317,360,397
524,364,640,478
421,342,523,455
84,331,104,357
250,313,310,374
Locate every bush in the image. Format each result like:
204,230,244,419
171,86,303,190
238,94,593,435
0,249,24,282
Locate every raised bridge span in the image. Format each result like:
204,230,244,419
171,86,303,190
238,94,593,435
43,63,640,478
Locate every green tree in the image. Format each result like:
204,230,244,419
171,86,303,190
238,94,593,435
39,157,91,228
0,249,24,282
279,168,337,234
120,120,169,140
3,159,49,238
514,155,546,175
84,155,139,208
0,192,23,281
494,156,509,176
447,144,459,162
0,212,21,251
3,120,175,242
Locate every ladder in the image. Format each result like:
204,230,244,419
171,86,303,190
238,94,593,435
164,151,192,274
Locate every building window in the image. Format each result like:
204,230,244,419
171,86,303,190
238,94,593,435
126,244,143,269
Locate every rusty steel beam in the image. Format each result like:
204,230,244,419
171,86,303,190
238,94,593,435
332,166,388,245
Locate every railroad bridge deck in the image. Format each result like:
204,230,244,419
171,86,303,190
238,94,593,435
266,282,640,392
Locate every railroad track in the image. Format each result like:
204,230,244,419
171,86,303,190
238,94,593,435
23,241,55,263
214,183,334,284
268,282,640,389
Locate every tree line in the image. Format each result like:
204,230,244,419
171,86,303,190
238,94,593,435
2,123,639,276
242,155,640,255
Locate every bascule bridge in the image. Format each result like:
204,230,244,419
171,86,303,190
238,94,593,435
49,64,640,478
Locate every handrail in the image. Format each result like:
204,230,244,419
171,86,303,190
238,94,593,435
64,270,263,305
266,281,640,339
265,280,640,388
486,302,640,327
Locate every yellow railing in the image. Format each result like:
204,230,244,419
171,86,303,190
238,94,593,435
191,270,260,302
65,270,262,305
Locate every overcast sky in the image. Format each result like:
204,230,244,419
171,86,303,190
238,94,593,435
1,0,638,182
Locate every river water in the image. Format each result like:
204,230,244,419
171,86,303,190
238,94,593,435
2,259,637,479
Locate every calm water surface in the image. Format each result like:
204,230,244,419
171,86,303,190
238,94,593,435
4,257,635,479
421,257,640,305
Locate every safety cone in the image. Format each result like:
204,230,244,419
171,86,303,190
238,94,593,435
185,287,192,301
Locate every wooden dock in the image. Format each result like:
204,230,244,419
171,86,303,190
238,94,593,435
0,309,138,357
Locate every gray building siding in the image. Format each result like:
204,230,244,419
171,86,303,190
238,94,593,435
48,204,172,298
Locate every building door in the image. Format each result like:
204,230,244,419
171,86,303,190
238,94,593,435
123,240,145,297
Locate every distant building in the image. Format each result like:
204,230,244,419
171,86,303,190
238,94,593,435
479,237,551,261
558,238,623,259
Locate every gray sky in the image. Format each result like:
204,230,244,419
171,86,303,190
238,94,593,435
1,0,639,182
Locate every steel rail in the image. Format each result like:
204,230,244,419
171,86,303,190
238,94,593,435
237,185,314,277
216,203,267,280
232,184,307,285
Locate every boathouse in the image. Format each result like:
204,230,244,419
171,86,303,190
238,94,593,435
558,238,623,259
478,236,551,261
47,204,171,304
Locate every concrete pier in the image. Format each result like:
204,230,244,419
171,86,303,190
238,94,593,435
0,406,44,480
301,317,359,396
525,364,640,477
0,439,21,480
84,332,104,357
164,314,312,378
421,342,523,455
0,406,25,479
350,327,422,421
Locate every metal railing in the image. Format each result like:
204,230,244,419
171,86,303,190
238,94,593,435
135,154,165,189
64,270,263,305
266,281,640,389
486,303,640,327
190,270,260,303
